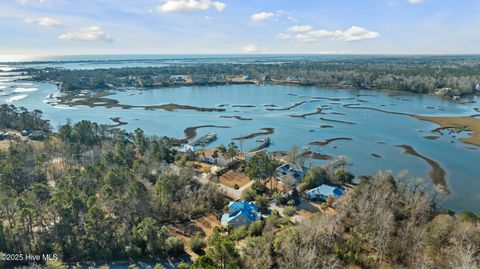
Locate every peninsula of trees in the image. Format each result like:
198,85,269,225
24,55,480,98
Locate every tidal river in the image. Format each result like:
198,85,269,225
1,65,479,213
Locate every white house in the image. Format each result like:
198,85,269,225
199,150,229,167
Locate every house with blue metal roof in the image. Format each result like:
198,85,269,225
221,201,260,227
305,184,345,201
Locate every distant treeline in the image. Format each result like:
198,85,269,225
27,55,480,96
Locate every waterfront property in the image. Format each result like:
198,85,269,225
3,67,480,212
199,150,229,167
221,200,260,227
276,163,307,186
169,75,191,83
306,184,345,201
178,144,194,153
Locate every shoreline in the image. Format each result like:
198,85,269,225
396,144,449,194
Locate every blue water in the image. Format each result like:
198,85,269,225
0,60,479,213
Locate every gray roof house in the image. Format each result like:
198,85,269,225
276,163,307,186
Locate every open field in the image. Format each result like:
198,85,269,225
218,170,251,188
192,214,220,237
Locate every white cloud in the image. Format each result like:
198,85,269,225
251,11,295,23
37,17,62,27
24,17,62,27
17,0,47,6
287,25,314,32
157,0,226,13
276,33,292,40
240,43,258,53
340,26,380,42
278,26,380,43
251,12,275,22
58,26,113,42
409,0,426,3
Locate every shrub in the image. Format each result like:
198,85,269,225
189,233,206,254
165,236,185,256
283,206,296,217
254,194,269,213
230,225,249,241
177,262,190,269
458,210,480,223
249,220,265,236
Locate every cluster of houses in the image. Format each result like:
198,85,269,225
190,146,346,227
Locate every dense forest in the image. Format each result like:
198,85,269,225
25,56,480,97
0,106,479,269
0,104,50,133
0,105,226,267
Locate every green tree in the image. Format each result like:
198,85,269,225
192,255,217,269
333,168,354,184
132,217,162,255
245,151,277,183
134,128,148,155
206,230,240,269
226,142,239,160
298,167,329,191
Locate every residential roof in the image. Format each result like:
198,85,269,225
178,144,194,153
202,150,222,159
221,201,259,224
276,163,306,183
306,184,344,198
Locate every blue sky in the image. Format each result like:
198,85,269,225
0,0,479,57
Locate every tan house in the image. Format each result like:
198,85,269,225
199,150,229,167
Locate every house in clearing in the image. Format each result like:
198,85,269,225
169,75,191,83
306,184,345,201
199,150,229,167
28,130,45,141
276,163,307,186
221,201,260,227
177,144,195,160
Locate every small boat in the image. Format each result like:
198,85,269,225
193,132,217,146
